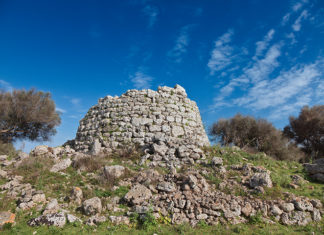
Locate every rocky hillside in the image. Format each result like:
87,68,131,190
0,86,323,234
0,143,323,234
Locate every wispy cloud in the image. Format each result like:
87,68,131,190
167,25,193,63
142,5,159,28
244,43,282,83
281,0,308,25
234,62,320,110
207,29,234,75
292,9,309,31
55,107,66,113
70,98,81,106
0,80,13,92
130,71,154,89
254,29,275,58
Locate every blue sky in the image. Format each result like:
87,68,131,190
0,0,323,152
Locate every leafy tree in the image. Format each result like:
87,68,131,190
210,113,304,161
0,89,61,143
283,105,324,160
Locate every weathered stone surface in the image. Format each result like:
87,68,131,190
28,212,66,227
0,169,7,178
249,172,272,188
156,182,176,192
50,158,72,172
292,198,313,212
211,157,223,166
281,203,295,212
124,184,152,205
0,211,15,228
66,214,82,223
86,215,107,226
82,197,102,215
109,215,130,225
43,199,59,215
103,165,125,179
31,145,52,157
70,187,83,205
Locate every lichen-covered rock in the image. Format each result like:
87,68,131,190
66,214,82,223
70,187,83,205
0,211,15,228
50,158,72,172
124,184,152,205
103,165,125,179
109,215,130,225
43,199,59,215
249,172,272,188
86,215,107,226
211,157,223,166
82,197,102,215
28,212,66,227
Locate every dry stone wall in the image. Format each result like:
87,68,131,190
72,85,209,153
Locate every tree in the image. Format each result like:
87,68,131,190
0,89,61,143
283,105,324,160
210,113,304,161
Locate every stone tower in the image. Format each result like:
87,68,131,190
72,85,209,154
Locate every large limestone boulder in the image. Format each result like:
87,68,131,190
82,197,102,215
28,212,66,227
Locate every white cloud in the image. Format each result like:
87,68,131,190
167,25,193,63
130,71,153,89
281,0,308,25
55,107,66,113
207,29,234,75
0,80,13,92
244,44,282,83
254,29,275,58
70,98,81,106
142,5,159,28
234,62,320,110
292,10,309,31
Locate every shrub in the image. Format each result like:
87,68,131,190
210,114,304,161
283,105,324,161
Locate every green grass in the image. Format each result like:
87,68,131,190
204,146,324,203
1,219,324,235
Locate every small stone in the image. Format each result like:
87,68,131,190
156,182,176,192
311,209,321,222
103,165,125,179
82,197,102,216
109,215,130,225
196,214,208,220
124,185,152,205
211,157,223,166
43,199,59,215
249,172,272,188
50,158,72,172
0,211,15,228
292,198,313,212
70,187,83,205
281,203,295,212
66,214,82,223
241,203,253,217
270,205,283,216
86,215,106,226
